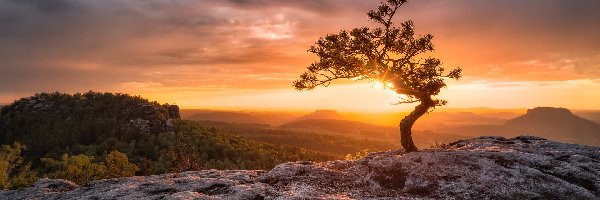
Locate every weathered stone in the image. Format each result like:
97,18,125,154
129,118,151,134
2,136,599,199
167,105,181,119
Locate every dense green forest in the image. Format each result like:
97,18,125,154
0,92,333,189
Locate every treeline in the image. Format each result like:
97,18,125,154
0,92,333,189
195,121,398,156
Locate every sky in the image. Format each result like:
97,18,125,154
1,0,600,112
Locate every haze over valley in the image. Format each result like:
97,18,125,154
181,107,600,148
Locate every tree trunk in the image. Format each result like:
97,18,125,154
399,97,433,152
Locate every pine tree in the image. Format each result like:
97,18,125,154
294,0,462,152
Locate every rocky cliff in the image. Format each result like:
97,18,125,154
2,136,599,199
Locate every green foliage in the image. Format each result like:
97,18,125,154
196,120,397,157
0,143,37,189
42,154,106,185
151,121,333,172
345,149,370,161
41,150,139,184
105,151,139,178
0,92,335,186
0,91,178,160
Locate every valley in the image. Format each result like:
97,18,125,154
181,107,600,148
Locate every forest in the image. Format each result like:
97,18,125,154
0,92,333,189
194,120,398,156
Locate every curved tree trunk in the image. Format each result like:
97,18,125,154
399,97,433,152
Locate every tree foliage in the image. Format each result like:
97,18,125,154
105,151,139,178
0,143,37,189
0,92,334,187
345,149,370,161
42,154,107,185
196,120,398,157
41,150,139,185
294,0,462,152
0,91,175,159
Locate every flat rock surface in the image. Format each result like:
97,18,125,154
2,136,599,199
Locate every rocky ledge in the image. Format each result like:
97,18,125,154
2,136,599,199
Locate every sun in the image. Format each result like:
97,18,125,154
371,81,394,91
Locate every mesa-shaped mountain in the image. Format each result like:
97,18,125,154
505,107,600,145
3,136,599,199
293,110,345,121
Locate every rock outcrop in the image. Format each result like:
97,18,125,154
2,136,599,199
129,103,180,134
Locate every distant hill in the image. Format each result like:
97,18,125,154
421,112,503,123
186,111,266,124
435,107,526,117
280,119,392,138
243,111,305,126
196,120,398,156
413,111,508,135
505,107,600,146
180,110,305,126
293,110,345,121
279,118,468,148
574,110,600,124
416,112,504,130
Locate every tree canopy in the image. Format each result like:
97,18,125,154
294,0,462,152
0,92,334,188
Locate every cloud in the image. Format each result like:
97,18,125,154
120,81,164,89
0,0,599,98
573,55,600,76
399,0,600,79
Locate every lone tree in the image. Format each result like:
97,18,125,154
293,0,462,152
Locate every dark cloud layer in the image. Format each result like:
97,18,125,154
1,0,599,95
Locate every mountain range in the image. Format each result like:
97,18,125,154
183,107,600,147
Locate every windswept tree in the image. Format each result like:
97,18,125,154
293,0,462,152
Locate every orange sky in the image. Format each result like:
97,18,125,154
1,0,599,111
